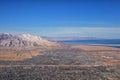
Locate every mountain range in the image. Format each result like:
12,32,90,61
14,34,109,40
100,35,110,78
43,36,102,41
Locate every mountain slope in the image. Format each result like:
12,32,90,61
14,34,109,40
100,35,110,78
0,33,64,49
0,33,65,61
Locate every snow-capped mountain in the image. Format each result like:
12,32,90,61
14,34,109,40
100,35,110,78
0,33,58,48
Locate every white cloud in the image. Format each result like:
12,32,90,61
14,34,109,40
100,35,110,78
44,27,120,38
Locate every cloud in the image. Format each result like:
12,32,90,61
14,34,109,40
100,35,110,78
1,26,119,38
43,27,120,38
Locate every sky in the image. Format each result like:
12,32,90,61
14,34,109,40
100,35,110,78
0,0,120,38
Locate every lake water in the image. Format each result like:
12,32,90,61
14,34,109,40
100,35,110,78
59,39,120,44
58,39,120,48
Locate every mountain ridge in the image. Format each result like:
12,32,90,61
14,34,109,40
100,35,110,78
0,33,60,49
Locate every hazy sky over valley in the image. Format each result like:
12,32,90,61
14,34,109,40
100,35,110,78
0,0,120,38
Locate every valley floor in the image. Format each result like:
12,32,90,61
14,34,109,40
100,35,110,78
0,45,120,80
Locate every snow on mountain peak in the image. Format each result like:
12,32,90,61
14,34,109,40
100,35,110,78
0,33,55,48
15,34,43,42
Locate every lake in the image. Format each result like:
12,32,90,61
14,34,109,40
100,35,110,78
58,39,120,48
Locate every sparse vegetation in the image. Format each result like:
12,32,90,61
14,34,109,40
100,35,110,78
0,48,120,80
0,65,120,80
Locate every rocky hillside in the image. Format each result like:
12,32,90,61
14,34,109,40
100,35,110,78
0,33,62,49
0,33,66,61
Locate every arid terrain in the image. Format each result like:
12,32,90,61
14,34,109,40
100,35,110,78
0,33,120,80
